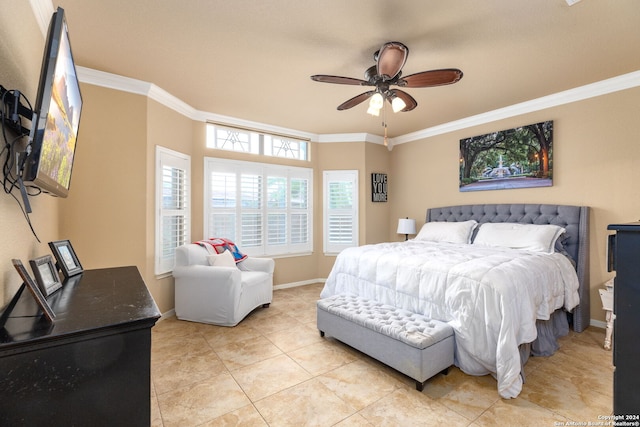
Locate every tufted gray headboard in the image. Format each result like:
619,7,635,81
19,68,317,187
426,204,590,333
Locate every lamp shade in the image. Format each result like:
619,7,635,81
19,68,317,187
369,93,384,109
391,96,407,113
366,105,380,116
397,218,416,235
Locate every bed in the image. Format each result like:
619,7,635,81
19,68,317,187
320,203,590,398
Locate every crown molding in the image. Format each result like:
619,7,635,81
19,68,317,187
394,70,640,145
74,67,384,144
317,133,384,144
29,0,55,37
76,67,316,141
77,66,152,96
77,65,640,146
76,64,640,146
74,66,391,145
147,84,200,118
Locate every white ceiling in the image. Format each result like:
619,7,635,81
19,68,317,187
51,0,640,138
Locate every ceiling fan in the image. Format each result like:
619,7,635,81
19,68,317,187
310,41,463,115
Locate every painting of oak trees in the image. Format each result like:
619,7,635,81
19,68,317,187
459,120,553,192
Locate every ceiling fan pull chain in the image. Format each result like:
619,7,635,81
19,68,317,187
383,104,389,148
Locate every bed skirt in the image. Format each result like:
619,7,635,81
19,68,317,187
520,309,570,374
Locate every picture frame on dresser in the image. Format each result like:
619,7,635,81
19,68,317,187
48,240,83,278
11,259,56,322
29,255,63,296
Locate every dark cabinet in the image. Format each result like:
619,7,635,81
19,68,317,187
607,223,640,415
0,266,161,426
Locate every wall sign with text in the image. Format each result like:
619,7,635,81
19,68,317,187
371,173,388,202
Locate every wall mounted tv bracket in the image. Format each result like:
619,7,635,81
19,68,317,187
0,85,33,136
1,85,34,213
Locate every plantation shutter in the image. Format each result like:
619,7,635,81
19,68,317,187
240,173,263,248
209,171,237,241
323,170,358,254
267,175,287,247
155,147,190,275
290,177,309,245
204,158,312,257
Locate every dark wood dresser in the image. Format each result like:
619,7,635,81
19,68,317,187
0,266,161,426
607,223,640,415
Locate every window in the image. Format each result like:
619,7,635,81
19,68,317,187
264,134,309,160
323,170,358,254
155,146,191,275
206,123,309,161
204,157,312,257
207,125,260,154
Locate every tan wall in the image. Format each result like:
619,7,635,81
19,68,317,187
389,86,640,323
364,143,392,244
59,84,148,277
0,3,61,307
315,142,366,277
145,99,195,312
59,90,194,314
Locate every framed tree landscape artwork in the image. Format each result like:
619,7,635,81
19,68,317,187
459,120,553,192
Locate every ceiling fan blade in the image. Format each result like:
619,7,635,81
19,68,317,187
337,91,376,110
399,68,463,88
311,75,369,86
376,42,408,80
390,89,417,112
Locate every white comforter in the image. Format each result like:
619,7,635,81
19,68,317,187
320,240,580,398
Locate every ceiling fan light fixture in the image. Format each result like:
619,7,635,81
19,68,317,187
367,92,384,116
367,105,380,116
391,96,407,113
370,93,384,108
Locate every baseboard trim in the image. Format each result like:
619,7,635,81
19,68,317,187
274,279,326,290
589,319,606,330
159,309,176,321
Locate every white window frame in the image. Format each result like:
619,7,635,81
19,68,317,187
204,157,313,257
205,123,310,161
155,146,191,275
323,170,359,255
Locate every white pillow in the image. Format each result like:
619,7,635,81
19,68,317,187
472,223,566,254
414,220,478,244
206,250,237,268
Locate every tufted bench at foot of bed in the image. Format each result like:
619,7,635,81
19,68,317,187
317,294,455,392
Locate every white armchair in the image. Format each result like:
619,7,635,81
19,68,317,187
172,243,274,326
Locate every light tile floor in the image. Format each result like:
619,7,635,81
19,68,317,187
151,283,613,427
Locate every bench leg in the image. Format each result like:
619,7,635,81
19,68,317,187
415,367,450,392
262,303,270,308
319,330,325,337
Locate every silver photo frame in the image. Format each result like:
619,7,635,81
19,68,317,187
29,255,63,296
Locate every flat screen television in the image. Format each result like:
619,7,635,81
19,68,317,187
23,7,82,198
